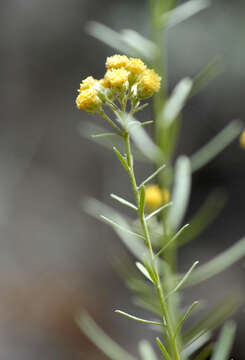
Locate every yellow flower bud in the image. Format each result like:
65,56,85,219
76,88,102,113
105,68,129,89
106,54,129,69
145,185,170,212
137,69,161,99
126,58,146,75
79,76,98,92
239,130,245,149
99,78,111,88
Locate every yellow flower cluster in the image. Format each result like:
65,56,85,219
145,185,170,212
75,54,161,113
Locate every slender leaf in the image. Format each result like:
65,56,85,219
175,301,199,337
136,262,154,283
168,156,192,231
194,343,214,360
127,114,163,162
101,215,145,240
91,132,119,139
184,236,245,287
169,261,199,296
183,332,212,358
139,340,158,360
115,310,163,327
178,189,227,247
162,0,210,28
183,296,241,345
121,29,157,61
162,78,192,127
139,186,146,218
156,338,171,360
140,163,166,187
77,312,137,360
211,321,236,360
146,202,172,221
86,21,130,54
190,57,223,97
113,147,129,171
157,224,190,256
133,296,162,316
191,120,243,172
110,193,137,211
83,197,147,259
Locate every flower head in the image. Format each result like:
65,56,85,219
105,68,129,89
76,88,102,113
106,54,129,69
137,69,161,99
145,185,170,212
240,130,245,149
78,76,98,92
126,58,146,75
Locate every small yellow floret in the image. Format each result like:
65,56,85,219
99,78,111,88
138,69,161,99
76,88,102,113
145,185,169,212
126,58,146,75
106,54,129,69
105,68,129,88
79,76,98,92
239,130,245,149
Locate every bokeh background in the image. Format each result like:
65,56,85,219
1,0,245,358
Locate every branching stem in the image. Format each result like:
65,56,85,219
123,131,181,360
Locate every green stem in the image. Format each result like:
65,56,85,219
98,109,123,135
123,132,181,360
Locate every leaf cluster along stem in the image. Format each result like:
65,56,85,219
123,132,181,360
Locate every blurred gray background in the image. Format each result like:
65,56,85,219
1,0,245,358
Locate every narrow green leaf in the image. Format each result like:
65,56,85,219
183,236,245,287
115,310,163,327
162,0,210,28
141,120,153,126
183,332,212,358
211,321,236,360
136,262,154,283
139,340,158,360
191,120,243,172
162,78,193,127
183,296,241,346
168,156,192,231
139,185,146,218
113,147,129,171
101,215,145,240
194,343,214,360
156,338,171,360
157,224,190,256
77,312,137,360
175,301,199,337
86,21,130,54
146,202,172,221
83,197,148,259
178,189,227,247
121,29,157,61
127,114,163,162
169,261,199,296
140,163,166,187
190,57,223,97
133,296,162,316
91,132,119,139
110,193,137,211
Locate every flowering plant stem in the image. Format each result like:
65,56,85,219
123,131,180,360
